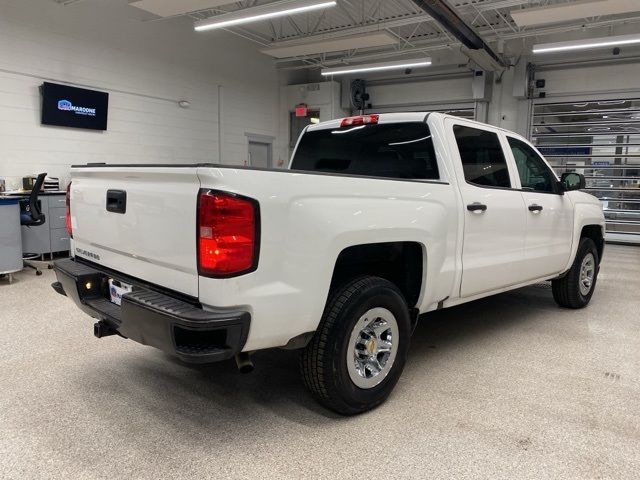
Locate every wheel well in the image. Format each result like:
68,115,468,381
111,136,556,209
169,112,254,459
581,225,604,262
330,242,423,307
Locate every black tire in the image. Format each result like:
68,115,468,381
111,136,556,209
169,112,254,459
552,237,599,309
300,276,411,415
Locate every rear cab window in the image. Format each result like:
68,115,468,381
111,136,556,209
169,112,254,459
291,122,439,180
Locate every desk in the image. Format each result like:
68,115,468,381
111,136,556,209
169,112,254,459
0,197,23,281
3,191,70,259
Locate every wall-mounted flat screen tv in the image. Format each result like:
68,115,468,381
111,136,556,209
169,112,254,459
41,82,109,130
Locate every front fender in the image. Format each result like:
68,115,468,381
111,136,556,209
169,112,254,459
563,192,605,272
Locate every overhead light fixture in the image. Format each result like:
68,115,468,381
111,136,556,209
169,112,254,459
511,0,640,28
261,31,398,59
321,58,432,76
533,33,640,54
194,0,336,32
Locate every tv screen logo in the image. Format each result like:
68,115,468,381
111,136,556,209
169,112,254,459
57,99,96,116
57,99,73,111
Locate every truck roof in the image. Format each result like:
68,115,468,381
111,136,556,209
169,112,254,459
307,112,519,137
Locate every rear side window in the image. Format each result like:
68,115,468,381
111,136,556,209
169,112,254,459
453,125,511,188
291,123,439,180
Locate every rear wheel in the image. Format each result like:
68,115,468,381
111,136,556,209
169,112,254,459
552,238,599,309
300,276,411,415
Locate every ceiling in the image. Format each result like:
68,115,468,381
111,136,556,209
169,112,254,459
126,0,640,70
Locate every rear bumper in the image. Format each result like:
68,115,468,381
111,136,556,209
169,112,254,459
52,258,250,364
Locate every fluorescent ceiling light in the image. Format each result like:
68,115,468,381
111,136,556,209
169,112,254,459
261,31,398,59
533,33,640,53
511,0,640,28
194,0,336,31
321,58,432,76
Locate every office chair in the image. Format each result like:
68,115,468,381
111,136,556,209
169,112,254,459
20,173,47,276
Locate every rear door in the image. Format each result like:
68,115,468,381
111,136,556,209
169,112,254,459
505,136,573,279
70,166,201,297
446,119,528,297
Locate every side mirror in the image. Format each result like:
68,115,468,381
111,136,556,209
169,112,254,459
561,172,586,191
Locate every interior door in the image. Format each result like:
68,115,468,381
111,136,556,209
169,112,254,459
448,120,528,298
506,136,573,279
248,141,271,168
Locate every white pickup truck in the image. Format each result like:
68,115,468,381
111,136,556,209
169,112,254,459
53,112,605,414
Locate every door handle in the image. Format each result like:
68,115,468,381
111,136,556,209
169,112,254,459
106,190,127,214
528,204,543,213
467,202,487,213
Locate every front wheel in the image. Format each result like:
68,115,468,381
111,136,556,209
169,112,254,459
552,237,599,309
300,276,411,415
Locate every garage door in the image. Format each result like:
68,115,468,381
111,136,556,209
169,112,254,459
531,98,640,243
370,103,476,120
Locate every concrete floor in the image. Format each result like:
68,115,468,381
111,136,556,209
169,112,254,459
0,245,639,479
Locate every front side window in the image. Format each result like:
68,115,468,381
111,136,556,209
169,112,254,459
508,137,557,193
453,125,511,188
291,123,439,180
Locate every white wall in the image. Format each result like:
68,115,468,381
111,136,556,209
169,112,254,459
363,74,474,110
537,61,640,97
278,81,346,161
0,0,281,187
486,67,531,137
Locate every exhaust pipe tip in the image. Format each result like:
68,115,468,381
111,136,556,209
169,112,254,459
235,352,254,374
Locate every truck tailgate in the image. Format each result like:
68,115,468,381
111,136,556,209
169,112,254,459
70,166,200,297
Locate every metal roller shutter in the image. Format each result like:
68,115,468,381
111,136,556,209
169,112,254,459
531,98,640,243
368,103,476,120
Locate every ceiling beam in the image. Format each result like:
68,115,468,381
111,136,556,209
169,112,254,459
253,0,536,60
202,0,534,43
409,0,507,69
276,12,640,69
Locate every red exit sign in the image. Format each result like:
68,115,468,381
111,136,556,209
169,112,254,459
295,104,308,117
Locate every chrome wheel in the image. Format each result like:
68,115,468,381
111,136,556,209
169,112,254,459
579,253,596,296
347,307,399,389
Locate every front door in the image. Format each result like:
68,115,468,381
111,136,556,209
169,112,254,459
448,120,528,298
506,136,573,279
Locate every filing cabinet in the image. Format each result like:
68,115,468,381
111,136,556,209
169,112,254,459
21,193,70,258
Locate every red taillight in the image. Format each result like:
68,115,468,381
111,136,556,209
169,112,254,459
340,114,379,127
65,182,73,238
197,190,258,277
